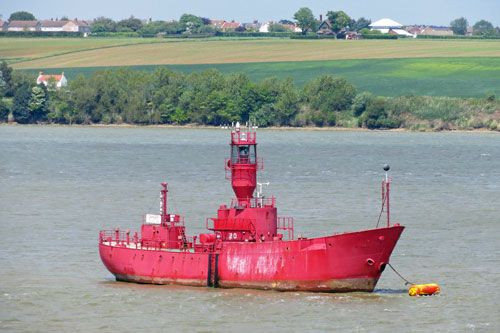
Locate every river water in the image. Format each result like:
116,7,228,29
1,126,499,332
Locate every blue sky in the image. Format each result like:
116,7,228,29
1,0,499,27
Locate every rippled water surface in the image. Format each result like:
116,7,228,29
1,126,499,332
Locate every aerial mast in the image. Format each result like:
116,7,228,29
160,183,168,226
382,165,391,227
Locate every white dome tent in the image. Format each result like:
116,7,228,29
369,18,415,37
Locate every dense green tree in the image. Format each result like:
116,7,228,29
117,16,143,32
28,85,49,122
200,17,211,25
9,11,35,21
301,75,356,113
223,72,253,120
360,28,381,35
0,71,5,97
164,21,182,34
0,99,9,122
293,7,316,34
12,83,32,123
359,97,400,129
351,92,374,117
326,10,352,37
352,17,371,32
0,61,13,97
274,78,300,125
10,71,36,98
197,24,215,34
67,74,95,124
151,68,186,123
47,99,71,124
450,17,468,35
139,21,167,35
179,14,204,33
90,17,117,33
472,20,499,36
269,23,290,32
250,104,276,127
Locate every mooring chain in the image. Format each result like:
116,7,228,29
388,262,414,286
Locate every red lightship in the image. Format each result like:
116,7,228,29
99,126,404,292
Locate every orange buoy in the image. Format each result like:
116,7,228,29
408,283,440,296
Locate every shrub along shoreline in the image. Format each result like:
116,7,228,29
1,62,499,131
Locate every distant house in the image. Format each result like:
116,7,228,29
281,23,302,33
41,20,69,32
317,20,333,35
259,22,270,33
404,25,454,36
420,26,454,36
221,21,242,31
242,21,262,31
369,18,414,37
209,20,226,29
405,25,422,35
8,20,41,32
0,20,8,31
40,19,90,35
37,71,68,88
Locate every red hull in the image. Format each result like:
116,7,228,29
99,226,404,292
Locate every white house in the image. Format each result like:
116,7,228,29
41,20,90,34
369,18,414,37
259,23,270,33
259,22,301,33
37,71,68,88
8,20,41,31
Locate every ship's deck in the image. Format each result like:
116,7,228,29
100,241,195,253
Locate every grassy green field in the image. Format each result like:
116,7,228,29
6,38,500,68
20,57,500,98
3,37,500,98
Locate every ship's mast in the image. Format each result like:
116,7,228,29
160,183,168,225
382,165,391,227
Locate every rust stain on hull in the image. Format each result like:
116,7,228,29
113,273,377,292
115,274,208,287
219,278,378,292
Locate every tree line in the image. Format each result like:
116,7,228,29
5,9,499,38
0,62,400,129
1,62,498,131
450,17,499,37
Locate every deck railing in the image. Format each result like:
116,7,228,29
230,197,275,208
99,229,193,251
277,217,294,240
231,131,256,144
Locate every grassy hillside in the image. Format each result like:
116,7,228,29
3,37,500,98
7,38,500,68
0,37,168,63
21,57,500,98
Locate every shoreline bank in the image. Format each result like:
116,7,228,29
2,122,498,134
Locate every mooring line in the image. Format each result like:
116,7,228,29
376,198,385,228
388,262,414,286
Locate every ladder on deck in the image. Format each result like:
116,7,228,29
179,227,188,250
